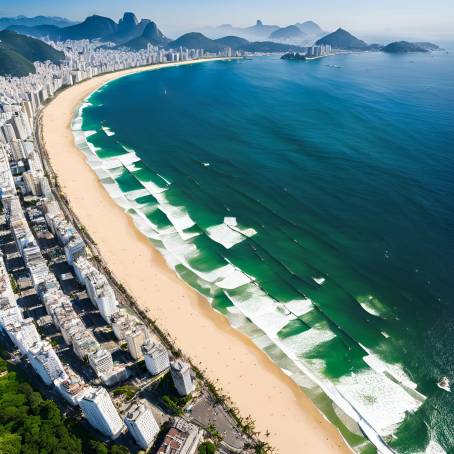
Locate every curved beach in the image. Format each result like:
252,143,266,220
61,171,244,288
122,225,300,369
41,59,351,454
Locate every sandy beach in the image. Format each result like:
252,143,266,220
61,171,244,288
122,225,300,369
41,58,351,454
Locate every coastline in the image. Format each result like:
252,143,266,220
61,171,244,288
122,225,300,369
41,58,351,454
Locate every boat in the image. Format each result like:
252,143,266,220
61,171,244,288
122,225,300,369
313,277,326,285
437,377,451,392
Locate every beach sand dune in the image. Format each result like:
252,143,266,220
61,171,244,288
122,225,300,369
42,59,351,454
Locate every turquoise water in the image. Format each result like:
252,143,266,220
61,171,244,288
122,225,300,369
75,52,454,453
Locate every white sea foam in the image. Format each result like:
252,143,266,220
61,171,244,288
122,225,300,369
420,438,447,454
336,369,423,437
216,269,252,289
102,125,115,136
281,298,314,317
154,193,195,232
206,217,257,249
363,352,420,392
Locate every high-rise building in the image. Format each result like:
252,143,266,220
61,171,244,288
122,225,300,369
79,387,124,439
64,234,86,266
89,348,114,377
170,359,194,396
85,269,119,322
54,369,90,406
27,341,66,385
126,326,148,360
7,318,41,354
142,339,170,375
124,401,160,449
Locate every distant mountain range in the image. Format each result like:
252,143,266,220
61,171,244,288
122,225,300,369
198,19,325,44
161,32,304,54
0,15,78,30
7,12,165,46
0,30,64,77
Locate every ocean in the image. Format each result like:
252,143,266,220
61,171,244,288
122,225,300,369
73,50,454,453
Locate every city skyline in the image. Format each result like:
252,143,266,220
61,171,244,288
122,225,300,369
1,0,454,40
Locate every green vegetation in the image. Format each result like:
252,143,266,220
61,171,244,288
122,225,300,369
9,276,19,294
0,30,64,77
206,423,222,445
112,385,139,401
0,358,82,453
198,441,216,454
156,372,191,415
0,350,131,454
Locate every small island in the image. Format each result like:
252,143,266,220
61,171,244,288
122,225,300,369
281,52,306,60
382,41,439,53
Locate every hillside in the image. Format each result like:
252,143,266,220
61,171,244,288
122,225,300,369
316,28,369,50
60,14,118,40
168,32,227,53
0,30,64,76
0,46,36,77
167,32,304,54
269,25,306,41
382,41,429,53
121,21,170,50
295,21,324,36
214,36,250,48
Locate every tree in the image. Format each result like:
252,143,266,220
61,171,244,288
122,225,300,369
0,433,21,454
198,441,216,454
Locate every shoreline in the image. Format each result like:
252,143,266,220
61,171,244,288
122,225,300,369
41,58,351,454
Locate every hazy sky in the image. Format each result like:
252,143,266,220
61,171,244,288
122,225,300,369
1,0,453,40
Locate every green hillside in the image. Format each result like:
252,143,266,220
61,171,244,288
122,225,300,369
0,30,64,76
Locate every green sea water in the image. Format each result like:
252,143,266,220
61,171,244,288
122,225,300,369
74,52,454,453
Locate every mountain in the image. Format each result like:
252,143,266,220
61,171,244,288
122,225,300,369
168,32,226,53
269,25,306,42
59,14,118,40
316,28,369,50
201,20,280,41
6,12,169,46
0,15,77,31
381,41,429,53
120,22,170,50
214,36,250,49
245,20,280,41
0,30,64,76
104,12,152,44
295,21,324,37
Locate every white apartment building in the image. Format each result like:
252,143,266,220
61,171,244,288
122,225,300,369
79,387,124,439
28,341,66,385
170,360,194,396
64,234,86,265
142,339,170,375
7,318,41,355
124,401,160,449
126,325,149,361
54,369,91,406
85,268,119,322
89,348,113,377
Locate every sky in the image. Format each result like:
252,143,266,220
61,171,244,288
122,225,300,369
1,0,453,40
